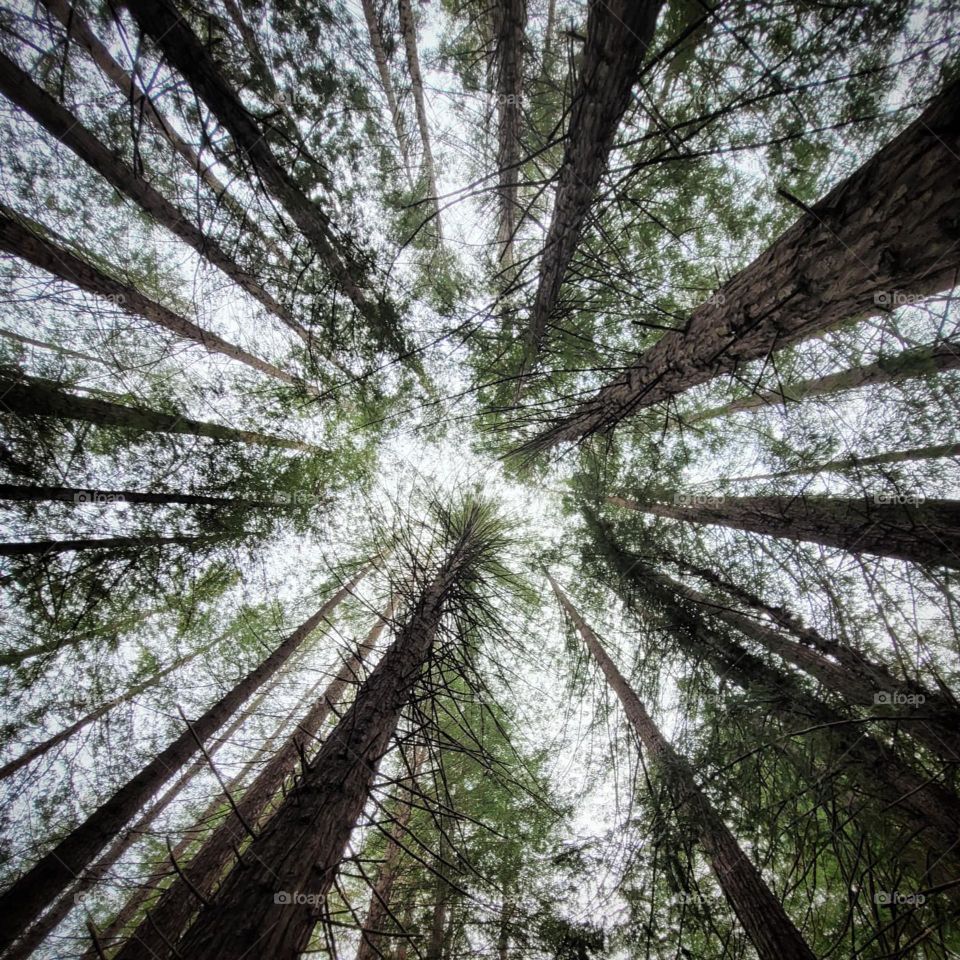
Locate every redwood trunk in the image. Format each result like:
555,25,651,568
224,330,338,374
523,81,960,449
0,568,367,951
607,493,960,569
0,483,273,508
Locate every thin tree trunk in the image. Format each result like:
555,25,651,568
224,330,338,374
113,605,394,960
0,534,227,557
173,523,482,959
0,482,274,508
361,0,415,189
549,574,817,960
543,0,557,61
497,897,513,960
588,514,960,887
723,440,960,483
356,745,424,960
0,203,307,390
607,493,960,570
690,340,960,423
0,567,368,952
523,0,663,372
5,683,275,960
0,326,103,365
0,52,315,352
397,0,444,243
124,0,400,350
521,80,960,450
0,370,315,450
0,638,218,781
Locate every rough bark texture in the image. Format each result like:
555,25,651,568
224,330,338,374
174,541,475,959
608,493,960,570
398,0,443,243
690,340,960,423
0,370,313,450
524,0,664,370
124,0,401,349
0,205,302,388
549,575,816,960
0,570,367,952
0,533,220,557
0,482,272,508
524,81,960,449
114,607,393,959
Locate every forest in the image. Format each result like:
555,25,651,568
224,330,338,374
0,0,959,957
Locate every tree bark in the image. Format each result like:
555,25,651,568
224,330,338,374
0,326,103,365
607,493,960,570
689,340,960,423
0,203,306,390
0,482,274,508
523,0,664,372
549,574,817,960
124,0,401,351
0,369,315,449
0,534,225,557
113,605,394,959
397,0,444,244
173,526,480,959
0,567,368,952
521,80,960,450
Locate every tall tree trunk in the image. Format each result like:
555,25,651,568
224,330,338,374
607,493,960,570
0,533,226,557
0,482,274,508
496,897,513,960
397,0,444,244
491,0,526,268
689,340,960,423
549,574,817,960
0,204,307,390
723,440,960,483
588,513,960,887
0,51,315,353
356,745,425,960
523,0,663,373
426,815,451,960
5,683,275,960
0,326,103,365
113,606,394,960
0,638,218,782
0,567,368,952
361,0,415,189
521,80,960,450
173,520,483,959
124,0,401,352
0,370,315,449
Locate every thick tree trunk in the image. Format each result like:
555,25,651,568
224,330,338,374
522,80,960,450
491,0,527,267
523,0,663,371
113,606,394,959
173,534,478,959
0,534,225,557
0,204,306,390
361,0,415,189
356,746,424,960
607,493,960,570
0,482,273,508
549,574,816,960
0,52,314,350
0,370,314,449
124,0,401,351
5,684,274,960
0,568,368,952
588,515,960,886
690,341,960,423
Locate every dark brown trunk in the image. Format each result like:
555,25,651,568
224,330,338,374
0,483,273,508
0,369,314,449
0,204,307,389
113,606,393,959
523,0,663,371
549,574,816,960
0,568,367,952
608,493,960,570
0,534,224,557
522,80,960,449
173,538,476,959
